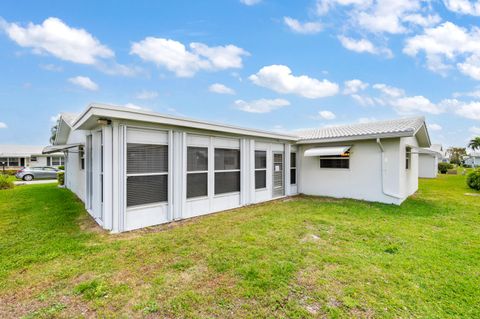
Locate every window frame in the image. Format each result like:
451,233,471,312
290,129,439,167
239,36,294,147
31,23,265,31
254,150,267,190
214,147,241,196
319,153,350,169
126,142,169,208
290,152,297,185
406,146,411,170
186,146,209,200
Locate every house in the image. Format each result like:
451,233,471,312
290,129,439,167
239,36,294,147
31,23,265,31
418,146,443,178
465,152,480,167
44,103,431,233
0,144,64,170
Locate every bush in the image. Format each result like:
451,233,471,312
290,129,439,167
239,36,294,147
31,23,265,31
58,165,65,170
0,174,14,190
438,162,453,174
467,169,480,191
0,169,18,176
57,171,65,186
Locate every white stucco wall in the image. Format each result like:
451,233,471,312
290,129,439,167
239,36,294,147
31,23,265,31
399,136,419,197
297,138,406,205
64,129,86,202
418,154,438,178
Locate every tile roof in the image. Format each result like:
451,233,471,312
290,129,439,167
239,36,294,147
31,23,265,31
295,117,426,142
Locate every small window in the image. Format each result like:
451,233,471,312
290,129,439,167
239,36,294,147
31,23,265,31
290,152,297,185
255,151,267,189
406,147,411,170
8,158,19,166
320,152,350,169
30,156,37,161
126,143,168,207
187,147,208,199
79,146,85,170
214,148,240,195
46,157,51,166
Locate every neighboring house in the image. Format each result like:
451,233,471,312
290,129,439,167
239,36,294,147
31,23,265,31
418,147,442,178
0,144,64,170
465,152,480,167
45,103,431,233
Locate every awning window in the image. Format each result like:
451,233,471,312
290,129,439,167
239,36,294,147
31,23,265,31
304,146,351,157
42,143,84,154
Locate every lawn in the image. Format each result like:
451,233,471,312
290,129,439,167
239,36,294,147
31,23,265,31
0,175,479,318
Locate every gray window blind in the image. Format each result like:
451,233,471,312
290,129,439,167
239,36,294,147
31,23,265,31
320,158,349,169
187,173,208,198
215,171,240,194
215,149,240,170
187,147,208,171
127,143,168,174
255,151,267,189
255,151,266,169
127,175,168,207
8,158,19,166
255,170,266,189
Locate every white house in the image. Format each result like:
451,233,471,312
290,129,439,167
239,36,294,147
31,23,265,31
418,147,442,178
0,144,64,170
45,103,431,233
465,152,480,167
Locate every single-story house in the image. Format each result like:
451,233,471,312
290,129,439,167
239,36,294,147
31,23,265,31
45,103,431,233
465,152,480,167
417,146,443,178
0,144,64,170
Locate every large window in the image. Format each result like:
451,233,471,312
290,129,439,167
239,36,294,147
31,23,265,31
214,148,240,195
290,152,297,185
320,152,350,169
51,156,64,166
406,147,411,170
187,147,208,198
8,157,19,166
126,143,168,207
255,151,267,189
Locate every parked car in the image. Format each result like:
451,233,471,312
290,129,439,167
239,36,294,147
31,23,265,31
15,167,63,181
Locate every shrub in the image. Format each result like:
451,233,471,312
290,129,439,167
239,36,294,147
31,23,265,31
57,171,65,186
438,162,453,174
0,169,18,176
58,165,65,170
0,174,14,190
467,169,480,191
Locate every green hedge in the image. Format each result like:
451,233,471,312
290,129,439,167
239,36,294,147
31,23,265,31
57,171,65,186
467,169,480,191
438,162,453,174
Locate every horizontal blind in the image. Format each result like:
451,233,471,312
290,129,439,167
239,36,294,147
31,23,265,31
215,171,240,194
127,143,168,174
127,175,168,207
215,149,240,170
187,173,208,198
320,158,349,169
187,147,208,171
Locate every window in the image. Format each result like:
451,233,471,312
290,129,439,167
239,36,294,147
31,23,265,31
8,158,19,166
51,156,64,166
30,156,37,161
214,148,240,195
126,143,168,207
290,152,297,185
187,147,208,198
47,157,51,166
79,146,85,170
320,152,350,169
255,151,267,189
406,147,411,170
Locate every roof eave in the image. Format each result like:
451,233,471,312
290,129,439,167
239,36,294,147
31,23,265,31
295,131,414,144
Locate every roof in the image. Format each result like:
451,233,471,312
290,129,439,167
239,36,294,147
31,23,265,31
417,147,443,157
0,145,62,157
60,113,78,127
54,113,79,145
294,117,431,147
468,152,480,157
73,103,299,141
43,143,83,154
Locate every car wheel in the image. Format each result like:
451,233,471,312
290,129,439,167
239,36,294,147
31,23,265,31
23,175,34,181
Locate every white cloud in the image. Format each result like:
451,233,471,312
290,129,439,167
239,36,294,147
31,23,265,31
442,99,480,120
135,90,158,100
373,83,404,98
404,22,480,77
403,14,441,27
50,114,60,123
234,98,290,113
351,94,377,106
317,110,337,120
391,96,444,115
40,64,63,72
284,17,322,34
343,79,369,95
428,123,443,131
0,122,7,129
68,76,98,91
1,17,113,65
316,0,371,15
240,0,261,5
444,0,480,16
130,37,249,77
209,83,235,95
470,126,480,135
338,36,392,57
249,65,339,99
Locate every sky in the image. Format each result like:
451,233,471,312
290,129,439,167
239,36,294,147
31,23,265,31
0,0,479,147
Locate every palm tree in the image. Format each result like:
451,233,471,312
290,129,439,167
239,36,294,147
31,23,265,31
469,137,480,151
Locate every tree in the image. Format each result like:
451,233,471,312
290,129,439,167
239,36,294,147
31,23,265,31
469,137,480,151
49,124,58,145
447,147,467,165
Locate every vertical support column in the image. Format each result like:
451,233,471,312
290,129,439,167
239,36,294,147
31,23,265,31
208,137,214,210
240,138,247,206
284,143,291,196
171,131,185,221
249,139,255,204
103,125,113,230
168,130,174,222
114,124,126,233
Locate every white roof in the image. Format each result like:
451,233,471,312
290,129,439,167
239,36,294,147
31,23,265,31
304,146,351,157
60,113,79,127
0,145,62,157
469,152,480,157
295,117,430,147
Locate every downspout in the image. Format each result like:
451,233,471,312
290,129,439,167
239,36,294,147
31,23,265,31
376,138,403,200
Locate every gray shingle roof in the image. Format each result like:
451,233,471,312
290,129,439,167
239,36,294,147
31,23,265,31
295,117,426,142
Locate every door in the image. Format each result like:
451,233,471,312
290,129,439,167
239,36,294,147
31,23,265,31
272,152,284,197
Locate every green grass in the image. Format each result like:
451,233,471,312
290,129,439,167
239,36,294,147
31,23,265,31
0,175,479,318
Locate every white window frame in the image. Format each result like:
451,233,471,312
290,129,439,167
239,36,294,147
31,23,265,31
186,146,209,200
214,147,241,196
319,155,350,169
254,150,267,190
406,147,411,170
290,152,297,185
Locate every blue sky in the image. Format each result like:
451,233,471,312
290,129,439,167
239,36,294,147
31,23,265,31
0,0,479,147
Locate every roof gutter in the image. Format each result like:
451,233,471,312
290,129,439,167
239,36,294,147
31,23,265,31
376,138,403,200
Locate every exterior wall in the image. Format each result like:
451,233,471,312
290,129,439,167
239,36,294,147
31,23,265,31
64,130,87,203
418,154,438,178
465,156,480,167
298,138,407,205
399,136,419,197
0,154,63,169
